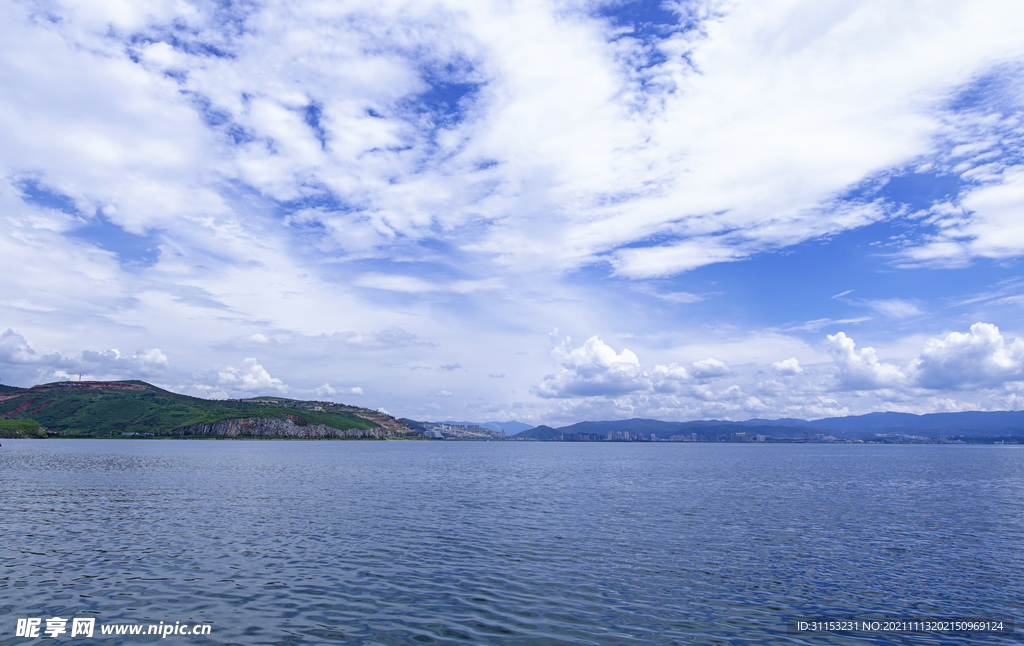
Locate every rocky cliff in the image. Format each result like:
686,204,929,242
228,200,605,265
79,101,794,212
171,416,400,439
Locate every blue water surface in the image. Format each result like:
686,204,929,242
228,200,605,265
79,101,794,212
0,440,1020,645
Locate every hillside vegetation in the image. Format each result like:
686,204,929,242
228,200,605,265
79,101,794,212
0,419,45,438
0,380,408,438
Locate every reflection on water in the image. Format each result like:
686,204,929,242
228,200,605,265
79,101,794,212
1,440,1021,644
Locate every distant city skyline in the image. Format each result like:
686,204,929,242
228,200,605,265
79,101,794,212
2,0,1024,425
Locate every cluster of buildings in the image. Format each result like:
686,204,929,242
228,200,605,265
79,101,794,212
807,432,840,441
560,431,769,442
562,432,661,441
419,423,507,440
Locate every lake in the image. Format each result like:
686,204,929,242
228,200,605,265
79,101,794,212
1,440,1020,644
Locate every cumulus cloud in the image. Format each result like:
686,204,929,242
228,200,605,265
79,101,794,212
690,357,733,380
81,348,170,371
0,329,173,384
535,336,741,399
314,383,337,397
823,323,1024,393
216,358,286,393
772,357,804,375
650,363,692,394
0,329,70,368
502,322,1024,423
911,322,1024,388
826,332,907,390
309,382,363,399
534,336,649,398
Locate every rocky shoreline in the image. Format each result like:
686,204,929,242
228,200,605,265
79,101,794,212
171,416,399,439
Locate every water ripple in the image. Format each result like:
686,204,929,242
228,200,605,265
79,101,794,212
1,441,1020,645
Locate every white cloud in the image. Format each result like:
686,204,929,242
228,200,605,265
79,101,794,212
216,358,287,393
534,336,649,398
953,168,1024,259
897,66,1024,266
0,329,173,384
782,317,873,333
866,299,923,319
5,0,1021,282
612,240,748,279
0,329,67,367
343,328,431,349
80,348,170,376
314,383,337,397
480,323,1024,423
631,283,706,304
650,363,692,394
772,357,804,375
590,2,1024,278
911,322,1024,389
826,332,907,390
535,336,741,402
3,0,1024,423
690,357,733,380
353,273,502,294
820,323,1024,393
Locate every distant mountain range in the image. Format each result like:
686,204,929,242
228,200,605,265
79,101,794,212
508,410,1024,440
8,380,1022,442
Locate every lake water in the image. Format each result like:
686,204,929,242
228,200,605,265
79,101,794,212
1,440,1020,645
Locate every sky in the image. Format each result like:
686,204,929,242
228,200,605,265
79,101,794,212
3,0,1024,426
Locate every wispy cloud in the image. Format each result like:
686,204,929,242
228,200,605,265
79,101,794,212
782,318,873,333
631,282,708,304
865,298,924,319
2,0,1024,422
353,273,502,294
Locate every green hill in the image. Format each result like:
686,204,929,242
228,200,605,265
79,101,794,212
512,425,560,440
0,380,409,438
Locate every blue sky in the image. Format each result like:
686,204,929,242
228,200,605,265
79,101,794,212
3,0,1024,425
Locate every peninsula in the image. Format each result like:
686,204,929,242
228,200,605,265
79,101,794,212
0,380,415,439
